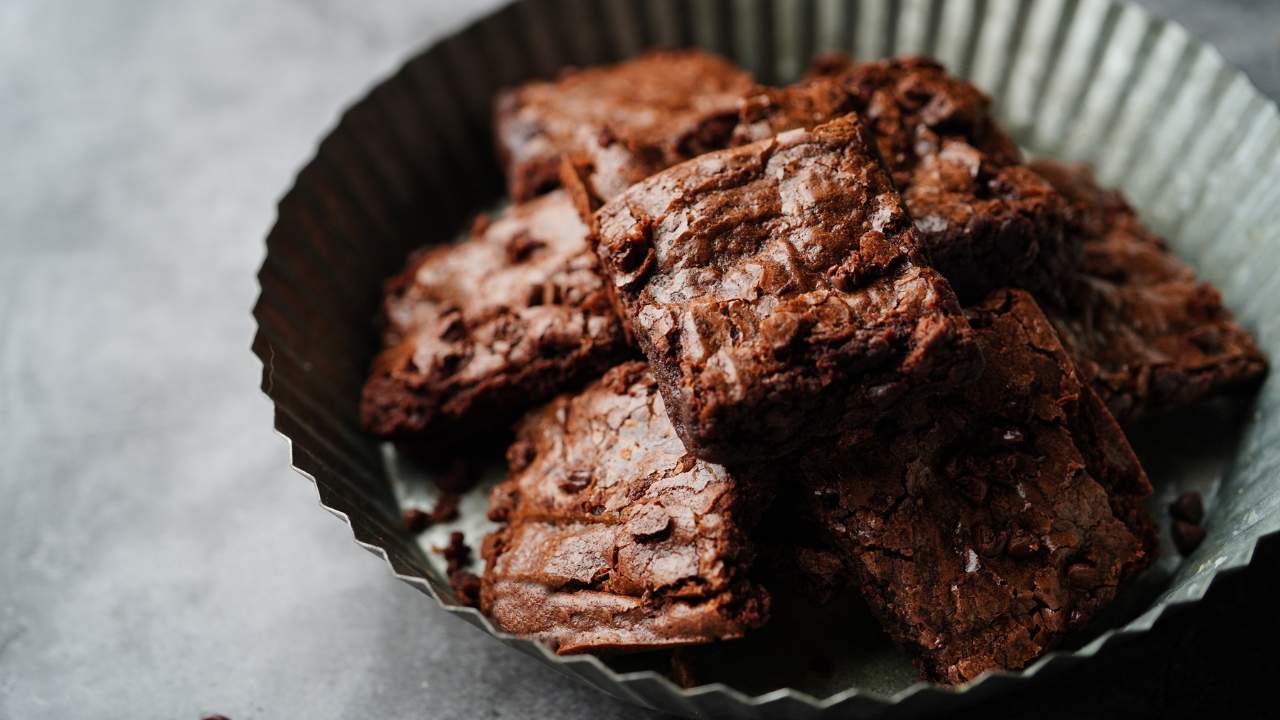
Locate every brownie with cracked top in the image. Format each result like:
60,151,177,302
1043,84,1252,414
494,50,755,205
360,190,628,445
799,289,1153,684
1030,160,1268,423
480,362,770,653
734,57,1078,307
594,114,982,463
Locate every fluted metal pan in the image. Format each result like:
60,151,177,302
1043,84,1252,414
251,0,1280,716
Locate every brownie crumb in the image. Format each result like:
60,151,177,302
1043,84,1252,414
429,493,461,524
402,508,431,534
434,531,473,575
402,493,463,536
1173,520,1207,556
1170,491,1205,525
449,570,482,608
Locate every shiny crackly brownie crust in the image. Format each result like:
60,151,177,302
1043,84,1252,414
480,362,770,654
594,114,982,464
360,190,628,445
1031,160,1268,423
799,289,1153,684
493,50,755,205
734,56,1079,307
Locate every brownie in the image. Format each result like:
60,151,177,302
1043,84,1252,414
798,289,1153,684
1031,160,1268,422
594,114,982,463
733,57,1078,307
480,362,770,654
494,50,755,205
360,190,628,444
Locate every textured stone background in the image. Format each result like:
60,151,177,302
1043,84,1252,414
2,2,1278,718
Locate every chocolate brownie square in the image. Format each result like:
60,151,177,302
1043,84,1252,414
1031,160,1268,422
494,50,754,204
799,289,1153,684
480,362,769,653
594,114,981,463
733,57,1078,307
360,190,628,444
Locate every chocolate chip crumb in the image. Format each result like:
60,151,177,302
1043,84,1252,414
449,570,482,608
402,507,431,534
434,531,473,575
403,492,462,535
429,493,461,524
1172,520,1206,556
1169,491,1204,525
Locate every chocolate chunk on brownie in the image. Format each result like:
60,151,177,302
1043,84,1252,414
480,362,770,654
494,50,754,204
799,289,1153,684
1031,160,1268,422
360,190,628,445
595,114,981,463
734,57,1078,307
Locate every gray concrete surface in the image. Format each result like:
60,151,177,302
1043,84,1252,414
1,2,1276,719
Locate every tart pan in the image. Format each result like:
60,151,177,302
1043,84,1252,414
252,0,1280,715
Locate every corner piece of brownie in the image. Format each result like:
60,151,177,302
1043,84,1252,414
1030,160,1268,422
480,362,769,653
734,57,1079,307
798,289,1153,684
360,190,628,446
595,113,982,463
494,50,755,205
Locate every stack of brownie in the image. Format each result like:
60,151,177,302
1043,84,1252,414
359,51,1267,684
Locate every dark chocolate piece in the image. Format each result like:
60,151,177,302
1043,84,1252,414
1172,520,1207,556
434,531,481,608
436,530,473,574
733,57,1078,306
799,289,1153,684
595,114,981,463
1031,160,1268,422
480,362,769,654
400,492,462,536
1170,491,1205,525
494,50,754,204
450,570,482,609
360,190,628,446
402,507,431,534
